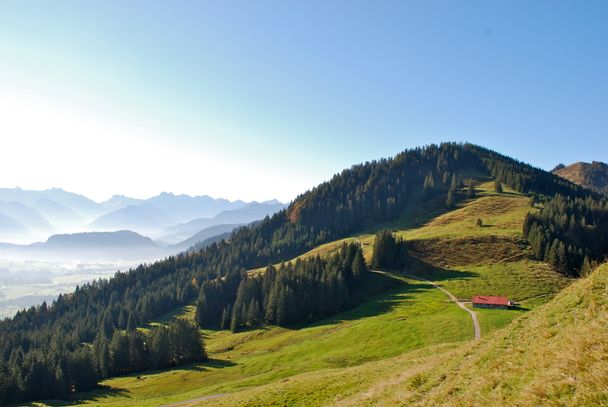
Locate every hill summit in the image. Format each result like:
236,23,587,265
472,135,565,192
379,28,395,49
553,161,608,195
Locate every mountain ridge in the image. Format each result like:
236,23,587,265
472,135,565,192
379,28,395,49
553,161,608,195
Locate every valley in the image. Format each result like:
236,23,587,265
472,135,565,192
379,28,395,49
0,189,284,318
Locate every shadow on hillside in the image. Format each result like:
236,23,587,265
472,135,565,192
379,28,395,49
159,358,236,373
362,192,455,233
200,358,236,369
50,385,130,406
285,261,480,331
278,273,427,330
402,256,478,283
65,358,236,405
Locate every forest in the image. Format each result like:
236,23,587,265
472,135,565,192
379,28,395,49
196,242,369,332
523,194,608,276
1,142,606,405
0,318,205,404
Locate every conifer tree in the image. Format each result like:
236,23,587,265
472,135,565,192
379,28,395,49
467,180,476,199
580,255,593,277
423,173,435,198
448,173,457,190
126,312,136,332
446,188,456,209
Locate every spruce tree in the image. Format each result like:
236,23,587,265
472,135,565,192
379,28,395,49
423,173,435,198
467,180,476,199
450,173,459,191
580,255,593,277
126,313,136,332
351,248,367,279
446,189,456,209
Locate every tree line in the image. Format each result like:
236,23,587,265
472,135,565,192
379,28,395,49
0,318,204,405
523,194,608,276
196,242,369,331
370,230,408,270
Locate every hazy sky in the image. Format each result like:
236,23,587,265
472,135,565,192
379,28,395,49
0,1,607,202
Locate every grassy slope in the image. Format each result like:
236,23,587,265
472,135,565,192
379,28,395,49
410,262,608,406
46,181,571,406
59,276,470,407
206,264,607,407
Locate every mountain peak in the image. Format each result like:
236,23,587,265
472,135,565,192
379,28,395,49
553,161,608,195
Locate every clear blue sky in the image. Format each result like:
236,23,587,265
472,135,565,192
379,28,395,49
0,1,607,202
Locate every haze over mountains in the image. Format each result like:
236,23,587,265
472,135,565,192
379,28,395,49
0,187,285,248
0,187,285,318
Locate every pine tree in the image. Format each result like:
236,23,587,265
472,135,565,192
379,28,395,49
446,188,456,209
371,230,407,270
149,326,171,369
230,305,242,332
351,248,367,279
442,172,450,185
580,255,593,277
220,305,230,330
109,331,130,374
495,180,503,193
126,312,136,331
467,180,476,199
555,241,568,274
423,173,435,198
449,173,457,190
53,365,67,399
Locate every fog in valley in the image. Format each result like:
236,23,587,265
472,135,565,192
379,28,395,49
0,187,285,318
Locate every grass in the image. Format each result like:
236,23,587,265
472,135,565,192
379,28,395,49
365,263,608,406
66,274,472,406
38,178,575,406
191,266,607,407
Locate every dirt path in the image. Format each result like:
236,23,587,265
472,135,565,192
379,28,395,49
373,270,481,341
160,393,227,407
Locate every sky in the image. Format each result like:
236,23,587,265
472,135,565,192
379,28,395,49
0,1,607,203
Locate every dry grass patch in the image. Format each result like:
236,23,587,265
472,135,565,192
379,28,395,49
409,236,530,268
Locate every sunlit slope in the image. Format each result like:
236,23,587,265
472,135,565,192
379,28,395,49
70,275,471,406
344,263,608,406
256,181,569,322
64,181,571,407
410,262,608,406
205,264,606,407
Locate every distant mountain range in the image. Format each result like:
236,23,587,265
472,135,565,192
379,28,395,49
169,223,243,252
159,201,286,244
553,161,608,196
0,187,104,220
89,192,254,235
0,187,285,246
0,188,285,264
0,231,161,260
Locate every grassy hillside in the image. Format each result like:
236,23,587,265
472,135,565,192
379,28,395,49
411,262,608,406
201,263,607,407
37,179,573,407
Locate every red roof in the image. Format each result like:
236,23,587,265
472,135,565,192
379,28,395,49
472,295,510,306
